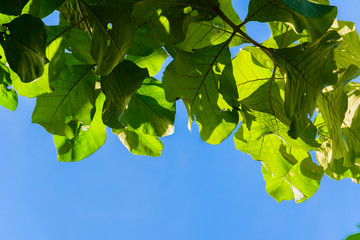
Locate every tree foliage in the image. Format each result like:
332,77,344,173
1,0,360,203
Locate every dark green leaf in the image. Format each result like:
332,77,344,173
77,1,136,75
132,0,217,45
39,0,65,18
101,60,149,128
12,24,70,97
0,0,29,16
0,14,48,83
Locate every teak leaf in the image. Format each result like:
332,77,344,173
0,14,48,83
1,0,360,202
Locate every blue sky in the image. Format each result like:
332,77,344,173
1,1,360,239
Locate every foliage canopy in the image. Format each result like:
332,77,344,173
1,0,360,203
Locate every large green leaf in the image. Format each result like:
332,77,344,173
272,31,341,138
315,68,360,181
233,46,318,149
246,0,337,40
113,78,175,156
176,0,246,52
66,28,95,65
32,64,96,138
54,91,106,162
0,14,48,83
235,125,323,203
132,0,217,45
101,60,149,129
163,43,239,144
77,0,136,75
316,67,360,160
13,24,70,97
0,0,29,16
333,21,360,72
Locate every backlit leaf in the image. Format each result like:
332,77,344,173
54,91,106,162
163,43,239,144
32,64,96,138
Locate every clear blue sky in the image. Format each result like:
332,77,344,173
1,1,360,239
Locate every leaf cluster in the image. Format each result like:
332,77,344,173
1,0,360,202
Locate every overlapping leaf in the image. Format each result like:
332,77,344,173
176,0,246,52
101,60,149,129
263,22,307,49
315,68,360,181
233,46,318,149
132,0,218,45
163,43,239,144
333,21,360,73
126,26,168,76
272,31,340,138
246,0,337,40
75,0,137,75
32,64,96,138
113,78,175,156
54,91,106,162
235,127,323,202
0,14,48,83
233,46,322,202
12,24,71,98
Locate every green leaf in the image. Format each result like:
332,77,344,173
13,24,70,97
132,0,216,45
263,22,307,49
113,78,175,156
126,48,168,77
39,0,65,18
54,91,106,162
0,14,48,83
113,127,164,157
334,21,360,72
120,78,175,138
101,60,149,128
77,0,137,75
66,28,95,65
125,25,168,76
233,46,318,150
32,64,96,138
0,0,29,16
235,126,323,203
272,31,341,138
316,67,359,160
0,84,17,111
315,68,360,181
246,0,337,40
126,25,163,57
176,0,246,52
163,43,239,144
